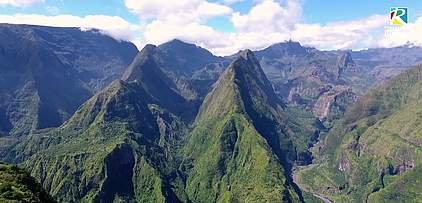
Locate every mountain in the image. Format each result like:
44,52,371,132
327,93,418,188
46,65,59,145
252,41,365,126
295,65,422,202
0,24,138,92
158,39,226,77
4,80,188,202
0,162,56,202
0,44,204,202
157,40,230,100
2,28,422,202
122,44,196,120
255,40,316,59
3,49,321,202
122,41,229,112
351,45,422,82
181,50,320,202
352,44,422,68
0,24,138,136
252,41,422,126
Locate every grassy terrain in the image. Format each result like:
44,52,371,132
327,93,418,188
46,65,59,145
296,65,422,202
181,51,320,202
0,162,56,203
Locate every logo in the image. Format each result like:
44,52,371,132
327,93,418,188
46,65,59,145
390,7,408,25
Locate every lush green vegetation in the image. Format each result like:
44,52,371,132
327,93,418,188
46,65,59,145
182,51,319,202
0,162,56,203
2,36,421,203
1,80,188,202
296,65,422,202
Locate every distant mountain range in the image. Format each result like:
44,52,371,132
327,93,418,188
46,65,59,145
0,24,421,202
0,24,138,137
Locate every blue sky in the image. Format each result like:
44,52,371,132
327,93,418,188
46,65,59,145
0,0,421,55
303,0,422,23
2,0,422,30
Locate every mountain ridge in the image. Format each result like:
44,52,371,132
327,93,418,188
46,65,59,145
1,25,422,203
0,23,138,136
296,65,422,202
182,50,319,202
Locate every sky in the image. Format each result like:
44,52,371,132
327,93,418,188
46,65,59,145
0,0,422,56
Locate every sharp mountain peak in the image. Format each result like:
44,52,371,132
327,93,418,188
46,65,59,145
121,44,162,82
197,49,282,120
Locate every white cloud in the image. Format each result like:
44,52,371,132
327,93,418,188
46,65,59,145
231,0,302,33
144,20,216,44
0,14,142,41
197,1,233,20
125,0,232,22
125,0,234,54
129,0,422,56
0,0,43,7
221,0,244,5
2,0,419,56
135,0,305,55
292,15,387,50
379,16,422,47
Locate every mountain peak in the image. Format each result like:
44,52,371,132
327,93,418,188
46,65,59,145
166,39,189,45
121,44,195,120
156,39,222,76
229,49,264,80
271,40,306,51
142,44,158,52
237,49,254,60
197,50,282,120
338,51,355,67
121,44,161,82
255,40,313,59
159,39,201,51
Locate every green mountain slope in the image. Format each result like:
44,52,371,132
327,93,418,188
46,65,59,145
0,162,56,203
122,44,196,120
296,65,422,202
1,48,322,203
157,39,226,77
182,50,319,202
0,24,138,137
11,80,187,202
1,45,200,202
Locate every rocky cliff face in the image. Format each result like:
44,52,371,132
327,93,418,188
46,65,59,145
337,52,358,77
296,65,422,202
254,41,422,128
313,86,357,123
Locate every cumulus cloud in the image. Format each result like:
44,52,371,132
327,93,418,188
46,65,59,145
379,16,422,47
130,0,305,55
125,0,232,22
143,20,219,45
2,0,419,56
221,0,244,5
125,0,234,53
292,15,387,50
231,0,302,33
135,0,420,56
0,14,141,41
